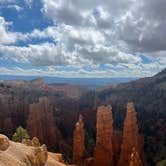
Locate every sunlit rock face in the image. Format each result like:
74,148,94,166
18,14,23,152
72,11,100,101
72,114,85,165
129,147,143,166
118,102,144,166
27,97,61,149
0,134,9,151
0,134,67,166
93,105,114,166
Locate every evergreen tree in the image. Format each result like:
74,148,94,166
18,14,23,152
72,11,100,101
12,126,30,142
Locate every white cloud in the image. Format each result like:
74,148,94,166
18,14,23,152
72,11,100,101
7,5,23,11
0,0,16,3
0,60,164,78
0,17,17,44
0,43,70,66
0,0,165,77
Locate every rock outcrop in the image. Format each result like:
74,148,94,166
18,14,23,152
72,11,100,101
27,97,61,148
72,114,85,165
0,134,9,151
118,102,144,166
94,105,114,166
0,134,67,166
32,137,41,147
129,147,143,166
27,144,48,166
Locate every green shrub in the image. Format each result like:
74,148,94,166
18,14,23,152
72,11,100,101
157,160,166,166
12,126,30,142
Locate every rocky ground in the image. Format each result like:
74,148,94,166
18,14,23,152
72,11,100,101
0,134,71,166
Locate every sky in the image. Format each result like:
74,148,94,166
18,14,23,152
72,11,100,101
0,0,165,78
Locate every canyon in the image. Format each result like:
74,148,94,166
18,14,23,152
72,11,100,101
0,68,165,165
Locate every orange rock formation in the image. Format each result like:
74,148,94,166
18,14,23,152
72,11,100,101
71,102,145,166
118,102,144,166
72,114,85,165
93,105,114,166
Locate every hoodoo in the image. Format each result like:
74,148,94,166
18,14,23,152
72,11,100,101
118,102,144,166
72,114,85,165
94,105,114,166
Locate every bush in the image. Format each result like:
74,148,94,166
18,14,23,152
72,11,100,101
12,126,30,142
157,160,166,166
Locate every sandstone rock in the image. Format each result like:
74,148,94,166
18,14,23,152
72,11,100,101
22,139,32,146
129,147,143,166
32,137,41,147
48,152,64,163
0,134,9,151
28,144,48,166
72,114,85,164
118,102,144,166
0,136,66,166
84,157,94,166
94,105,114,166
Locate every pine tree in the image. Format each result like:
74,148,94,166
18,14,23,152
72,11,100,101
12,126,30,142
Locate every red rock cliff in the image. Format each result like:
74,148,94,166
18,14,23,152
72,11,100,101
94,105,114,166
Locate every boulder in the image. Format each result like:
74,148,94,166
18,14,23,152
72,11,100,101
0,134,9,151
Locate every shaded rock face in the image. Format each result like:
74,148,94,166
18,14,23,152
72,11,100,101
112,130,123,165
0,134,9,151
72,114,85,165
118,102,144,166
129,147,143,166
27,97,61,149
94,105,114,166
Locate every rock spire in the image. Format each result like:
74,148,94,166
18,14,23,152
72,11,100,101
72,114,85,164
118,102,144,166
94,105,114,166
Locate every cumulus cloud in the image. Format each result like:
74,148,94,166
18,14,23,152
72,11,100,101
0,17,17,44
0,43,69,66
0,0,165,77
41,0,166,56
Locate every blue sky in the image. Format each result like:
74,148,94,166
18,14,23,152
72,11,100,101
0,0,165,77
